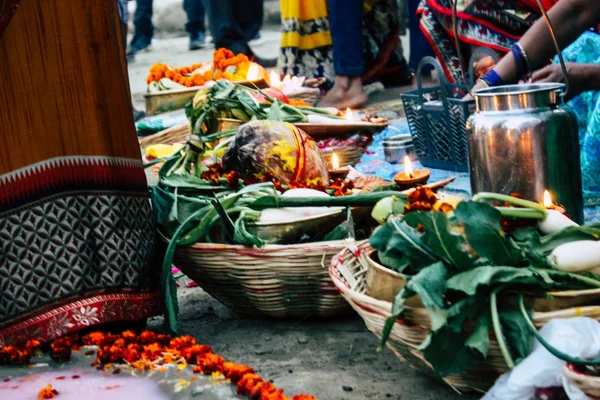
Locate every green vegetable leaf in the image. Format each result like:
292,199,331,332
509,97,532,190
369,219,438,273
499,308,532,363
454,202,523,266
512,227,554,269
323,207,355,242
540,225,600,254
267,100,284,121
418,305,490,376
446,266,537,297
404,211,474,271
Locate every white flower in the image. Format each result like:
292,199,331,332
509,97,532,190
71,306,100,326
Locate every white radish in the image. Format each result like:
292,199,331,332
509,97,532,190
550,240,600,272
538,209,578,235
258,189,342,224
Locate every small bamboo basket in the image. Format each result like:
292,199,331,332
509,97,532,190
564,364,600,398
173,240,353,318
329,242,600,393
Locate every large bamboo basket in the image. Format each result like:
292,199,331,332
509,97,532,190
329,242,600,393
174,240,352,317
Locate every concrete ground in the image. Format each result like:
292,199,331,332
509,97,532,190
127,5,477,399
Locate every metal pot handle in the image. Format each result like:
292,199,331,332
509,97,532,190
451,0,569,97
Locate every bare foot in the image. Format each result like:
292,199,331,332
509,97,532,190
319,76,368,109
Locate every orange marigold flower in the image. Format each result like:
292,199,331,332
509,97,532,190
162,349,181,364
222,362,255,384
260,388,288,400
237,373,264,395
180,344,212,364
142,343,163,361
196,353,224,374
293,396,318,400
131,359,154,372
82,332,105,346
121,330,137,342
139,331,158,344
25,339,42,353
169,335,196,350
37,384,59,399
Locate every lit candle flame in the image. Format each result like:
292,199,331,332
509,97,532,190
246,63,260,81
543,190,553,208
332,153,340,170
344,108,353,120
269,71,281,88
404,156,414,179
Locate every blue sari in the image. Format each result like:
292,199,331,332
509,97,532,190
559,31,600,206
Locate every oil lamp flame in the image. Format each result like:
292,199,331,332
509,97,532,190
332,153,340,170
344,108,353,120
247,64,260,81
404,156,414,179
269,71,281,88
543,190,553,208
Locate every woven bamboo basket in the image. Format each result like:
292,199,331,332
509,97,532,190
286,87,321,106
329,242,600,393
139,123,189,149
564,364,600,397
173,240,352,318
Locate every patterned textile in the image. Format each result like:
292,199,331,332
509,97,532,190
0,157,161,345
417,0,557,83
556,32,600,206
0,0,20,38
278,0,405,80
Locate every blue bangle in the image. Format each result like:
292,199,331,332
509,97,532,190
480,70,504,87
511,43,530,79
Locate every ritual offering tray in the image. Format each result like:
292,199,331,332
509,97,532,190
330,188,600,393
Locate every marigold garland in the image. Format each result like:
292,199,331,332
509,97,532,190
147,48,252,87
4,331,317,400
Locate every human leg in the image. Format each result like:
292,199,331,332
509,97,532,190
129,0,153,54
319,0,367,109
184,0,206,50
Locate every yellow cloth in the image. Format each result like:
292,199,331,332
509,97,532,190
280,0,332,51
146,143,184,159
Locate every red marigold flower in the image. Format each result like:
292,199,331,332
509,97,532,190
37,384,59,399
195,353,224,374
121,330,137,342
222,362,255,384
25,339,42,353
293,395,318,400
122,347,140,364
260,388,288,400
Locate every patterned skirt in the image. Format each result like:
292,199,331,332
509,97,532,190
0,0,161,345
417,0,558,83
278,0,406,81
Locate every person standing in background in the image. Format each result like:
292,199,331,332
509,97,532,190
206,0,277,67
128,0,208,55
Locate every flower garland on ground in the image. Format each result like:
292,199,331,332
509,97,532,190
147,48,251,87
0,331,317,400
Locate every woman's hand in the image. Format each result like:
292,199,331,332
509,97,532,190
531,63,593,100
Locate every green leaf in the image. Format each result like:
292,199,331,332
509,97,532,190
499,308,532,363
267,100,284,121
369,219,438,273
418,306,489,376
454,202,523,266
512,227,554,269
540,225,600,254
404,211,474,271
323,207,355,241
446,266,537,298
